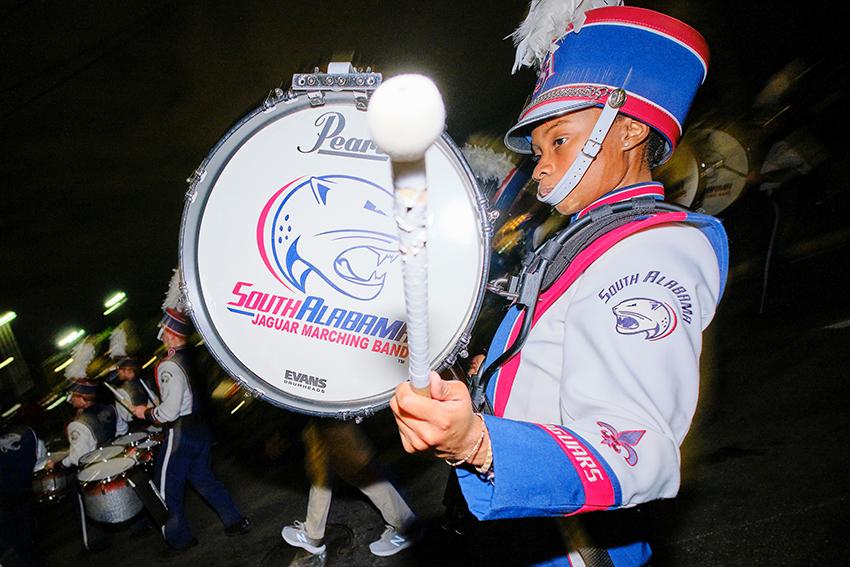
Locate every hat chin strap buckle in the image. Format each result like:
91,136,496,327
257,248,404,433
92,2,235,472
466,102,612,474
537,89,627,206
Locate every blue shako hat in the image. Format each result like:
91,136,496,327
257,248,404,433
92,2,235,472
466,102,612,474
505,5,710,164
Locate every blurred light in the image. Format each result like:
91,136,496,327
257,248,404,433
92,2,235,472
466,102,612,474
54,358,74,373
103,292,128,315
1,403,21,418
194,338,205,347
57,329,85,348
103,291,126,308
0,356,13,370
0,311,16,326
142,355,158,369
230,400,246,415
46,396,68,411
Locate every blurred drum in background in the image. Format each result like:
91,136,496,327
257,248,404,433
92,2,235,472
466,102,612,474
180,64,490,418
129,438,160,470
32,449,71,502
655,127,751,215
77,458,143,523
78,445,124,469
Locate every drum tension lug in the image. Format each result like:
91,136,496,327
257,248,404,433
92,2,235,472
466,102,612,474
307,91,326,106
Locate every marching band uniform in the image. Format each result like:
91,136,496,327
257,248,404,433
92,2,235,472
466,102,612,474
60,371,119,553
59,343,120,469
61,398,118,468
392,4,729,566
281,419,420,557
0,423,42,566
138,293,249,556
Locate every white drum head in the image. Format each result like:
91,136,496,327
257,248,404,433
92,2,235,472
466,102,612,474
694,128,749,215
77,457,135,482
33,449,70,472
80,445,124,465
181,91,489,417
114,432,147,446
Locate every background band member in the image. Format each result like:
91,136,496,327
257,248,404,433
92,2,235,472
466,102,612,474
108,324,157,435
0,411,44,567
133,270,250,559
53,343,119,553
281,419,420,557
55,342,119,470
391,3,728,565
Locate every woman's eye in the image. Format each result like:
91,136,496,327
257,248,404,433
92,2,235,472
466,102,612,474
531,153,541,163
553,137,568,148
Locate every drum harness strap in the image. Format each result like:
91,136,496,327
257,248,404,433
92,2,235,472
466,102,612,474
469,197,691,415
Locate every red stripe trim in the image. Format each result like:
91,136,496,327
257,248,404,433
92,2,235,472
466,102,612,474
538,424,616,513
584,6,710,69
519,85,682,147
492,212,688,413
493,315,527,417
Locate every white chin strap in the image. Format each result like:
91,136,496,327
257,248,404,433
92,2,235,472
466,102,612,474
538,89,627,206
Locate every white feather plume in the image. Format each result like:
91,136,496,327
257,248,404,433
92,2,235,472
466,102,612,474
65,340,95,379
511,0,623,73
162,267,185,312
462,144,516,183
108,326,128,358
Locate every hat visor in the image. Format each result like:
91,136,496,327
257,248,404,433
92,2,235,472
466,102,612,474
504,100,598,154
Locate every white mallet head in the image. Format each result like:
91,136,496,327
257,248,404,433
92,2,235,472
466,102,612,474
367,74,446,162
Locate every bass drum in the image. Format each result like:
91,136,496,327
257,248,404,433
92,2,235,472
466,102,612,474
180,87,490,418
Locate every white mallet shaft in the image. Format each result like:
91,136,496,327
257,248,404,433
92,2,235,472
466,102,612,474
367,74,446,397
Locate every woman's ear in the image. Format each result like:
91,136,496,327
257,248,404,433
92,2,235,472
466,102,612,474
619,117,651,150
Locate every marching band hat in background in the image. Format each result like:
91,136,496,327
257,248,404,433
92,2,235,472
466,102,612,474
505,3,710,164
65,340,98,397
67,377,99,398
159,268,192,337
108,323,138,368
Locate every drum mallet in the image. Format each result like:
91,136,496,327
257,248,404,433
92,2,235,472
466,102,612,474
104,381,136,413
367,74,446,398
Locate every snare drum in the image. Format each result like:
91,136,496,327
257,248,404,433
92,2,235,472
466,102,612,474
32,449,71,502
114,432,147,448
78,445,124,468
180,76,489,417
77,457,143,523
129,438,160,468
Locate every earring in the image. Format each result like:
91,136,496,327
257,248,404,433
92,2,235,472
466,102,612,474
623,141,629,148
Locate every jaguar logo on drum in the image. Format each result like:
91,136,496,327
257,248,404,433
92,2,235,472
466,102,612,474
257,175,399,301
612,297,677,341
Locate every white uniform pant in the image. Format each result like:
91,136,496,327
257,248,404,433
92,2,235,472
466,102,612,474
302,420,415,540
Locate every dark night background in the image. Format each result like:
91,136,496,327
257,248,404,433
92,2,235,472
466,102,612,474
3,2,850,566
1,0,844,361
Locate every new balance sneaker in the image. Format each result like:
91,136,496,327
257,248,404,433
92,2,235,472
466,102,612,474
368,525,420,557
281,521,326,555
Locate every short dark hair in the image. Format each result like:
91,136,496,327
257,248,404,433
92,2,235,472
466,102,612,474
645,129,666,169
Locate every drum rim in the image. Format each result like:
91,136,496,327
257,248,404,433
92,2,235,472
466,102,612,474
179,90,490,418
114,432,147,446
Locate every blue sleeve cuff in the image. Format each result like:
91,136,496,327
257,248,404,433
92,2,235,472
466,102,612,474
457,415,621,520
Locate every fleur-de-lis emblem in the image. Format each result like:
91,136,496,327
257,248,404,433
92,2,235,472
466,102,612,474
597,421,645,466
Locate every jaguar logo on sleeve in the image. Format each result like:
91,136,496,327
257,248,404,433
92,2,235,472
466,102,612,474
611,297,677,341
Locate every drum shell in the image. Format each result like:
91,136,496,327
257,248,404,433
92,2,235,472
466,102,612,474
80,473,143,523
32,468,72,502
